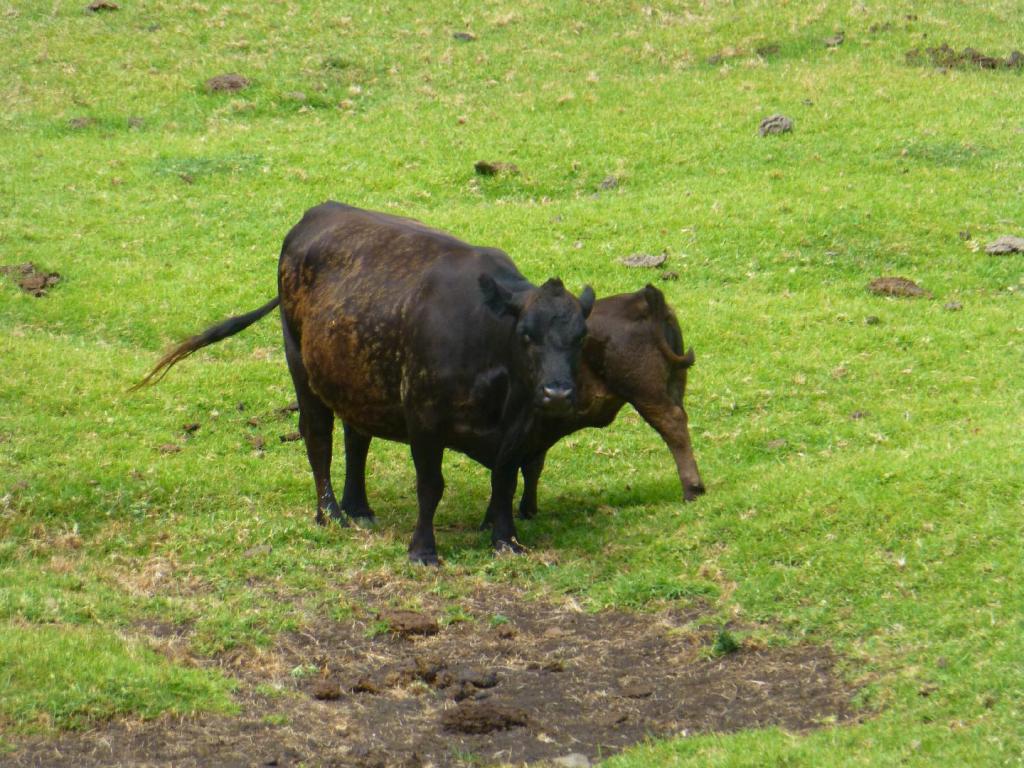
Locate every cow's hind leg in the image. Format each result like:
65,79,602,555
340,423,376,527
283,320,345,526
489,463,525,554
408,439,445,566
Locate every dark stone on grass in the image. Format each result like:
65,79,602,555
279,401,300,415
474,160,519,176
985,235,1024,255
867,276,928,298
441,701,529,734
279,431,302,443
620,252,666,268
659,270,679,281
182,423,200,434
86,0,118,11
206,73,250,93
758,114,792,136
452,31,477,42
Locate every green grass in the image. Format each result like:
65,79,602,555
2,0,1023,764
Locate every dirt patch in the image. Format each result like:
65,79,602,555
906,44,1023,70
1,263,61,296
474,161,519,176
867,276,928,298
7,585,860,767
620,252,666,268
205,73,251,93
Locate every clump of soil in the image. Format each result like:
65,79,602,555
759,114,793,136
868,276,929,298
379,609,439,637
906,44,1024,70
205,73,250,93
86,0,118,10
474,160,519,176
985,235,1024,255
6,584,860,767
1,263,61,296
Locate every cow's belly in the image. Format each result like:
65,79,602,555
301,318,409,441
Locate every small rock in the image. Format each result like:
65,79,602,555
279,432,302,443
474,160,519,176
452,31,476,42
619,682,654,699
311,678,341,700
867,276,927,298
659,270,679,281
943,301,963,312
985,235,1024,255
206,73,250,93
824,32,845,48
758,114,793,136
620,252,667,268
552,755,592,768
379,609,439,637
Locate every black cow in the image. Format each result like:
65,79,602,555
335,284,705,529
136,202,594,564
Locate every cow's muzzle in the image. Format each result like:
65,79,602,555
539,385,575,414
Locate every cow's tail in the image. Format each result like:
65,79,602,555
642,284,696,369
130,297,281,391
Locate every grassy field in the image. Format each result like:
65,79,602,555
2,0,1023,764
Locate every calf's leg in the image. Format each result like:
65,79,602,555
634,400,705,501
283,320,345,526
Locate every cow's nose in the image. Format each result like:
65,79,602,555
541,385,574,407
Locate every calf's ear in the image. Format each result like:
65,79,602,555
578,285,596,319
479,274,522,318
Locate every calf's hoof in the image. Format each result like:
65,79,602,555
683,483,706,502
493,537,527,556
409,550,441,567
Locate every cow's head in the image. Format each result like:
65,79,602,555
480,275,595,415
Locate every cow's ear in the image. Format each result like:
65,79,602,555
642,283,666,316
479,274,521,318
578,285,596,319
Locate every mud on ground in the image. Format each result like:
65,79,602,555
9,583,860,767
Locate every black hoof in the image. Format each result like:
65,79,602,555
683,483,706,502
409,550,441,566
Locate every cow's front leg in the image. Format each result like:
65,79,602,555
340,423,376,527
408,439,445,566
517,452,546,520
488,463,525,554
